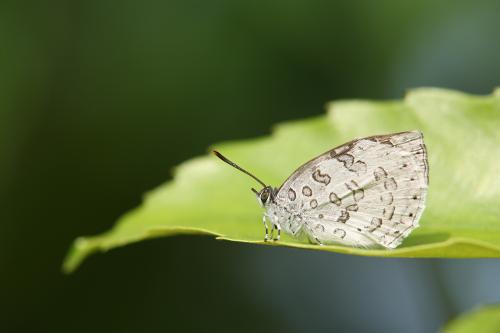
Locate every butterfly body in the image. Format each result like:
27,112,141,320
215,130,429,249
263,196,303,237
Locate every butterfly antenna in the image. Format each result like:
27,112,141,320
213,150,267,188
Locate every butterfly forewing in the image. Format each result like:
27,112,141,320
275,131,428,248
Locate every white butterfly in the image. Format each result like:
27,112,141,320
214,131,429,249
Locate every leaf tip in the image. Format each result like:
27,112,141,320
61,237,98,274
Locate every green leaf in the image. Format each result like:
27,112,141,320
63,88,500,273
442,305,500,333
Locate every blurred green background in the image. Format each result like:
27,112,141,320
2,0,500,332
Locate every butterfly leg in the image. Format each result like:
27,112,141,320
273,223,281,241
262,214,269,242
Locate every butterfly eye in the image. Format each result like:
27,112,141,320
260,189,270,203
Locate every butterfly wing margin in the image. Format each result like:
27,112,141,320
275,131,429,248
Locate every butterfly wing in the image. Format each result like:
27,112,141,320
275,131,428,248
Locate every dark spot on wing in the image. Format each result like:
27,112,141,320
315,224,325,232
333,228,346,239
384,178,398,190
302,186,312,197
337,210,350,223
368,217,382,232
383,206,395,220
346,180,364,202
336,154,354,169
312,169,331,185
329,192,341,206
349,160,367,175
374,167,388,181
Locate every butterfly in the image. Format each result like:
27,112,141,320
214,131,429,248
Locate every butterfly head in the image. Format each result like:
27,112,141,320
252,186,276,207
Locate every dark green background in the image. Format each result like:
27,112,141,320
2,1,500,332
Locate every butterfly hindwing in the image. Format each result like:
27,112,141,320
275,131,428,248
